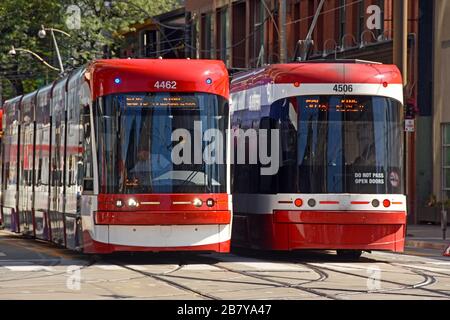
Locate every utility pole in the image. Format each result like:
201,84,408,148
393,0,408,85
293,0,326,62
394,1,416,228
279,0,287,63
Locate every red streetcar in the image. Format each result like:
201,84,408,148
230,60,406,258
1,59,232,253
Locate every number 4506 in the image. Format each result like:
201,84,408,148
333,84,353,93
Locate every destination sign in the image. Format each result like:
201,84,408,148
125,95,198,108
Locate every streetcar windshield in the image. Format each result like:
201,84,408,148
273,95,404,194
95,92,228,194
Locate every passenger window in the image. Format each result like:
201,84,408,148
81,104,94,193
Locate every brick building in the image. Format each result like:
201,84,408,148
120,8,186,59
184,0,436,224
185,1,419,68
120,0,438,225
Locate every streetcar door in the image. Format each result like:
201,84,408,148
49,82,67,246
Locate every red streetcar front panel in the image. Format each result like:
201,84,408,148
230,61,406,253
81,59,232,253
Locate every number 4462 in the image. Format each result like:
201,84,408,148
154,81,177,89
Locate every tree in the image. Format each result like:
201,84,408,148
0,0,182,100
62,0,182,63
0,0,63,97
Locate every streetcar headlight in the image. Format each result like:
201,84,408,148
308,199,317,207
127,198,139,207
193,198,203,207
115,200,124,208
372,199,380,208
206,198,215,207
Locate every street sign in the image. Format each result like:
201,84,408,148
405,119,415,132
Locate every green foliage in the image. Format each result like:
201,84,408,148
0,0,182,99
427,194,450,209
0,0,63,97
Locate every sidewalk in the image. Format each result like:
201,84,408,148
405,224,450,251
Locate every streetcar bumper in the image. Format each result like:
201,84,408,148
234,211,406,252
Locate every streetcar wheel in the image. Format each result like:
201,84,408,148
336,250,363,260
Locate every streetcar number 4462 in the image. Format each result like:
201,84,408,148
333,84,353,93
154,81,177,89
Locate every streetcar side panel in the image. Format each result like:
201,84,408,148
34,85,53,241
49,79,68,246
18,92,37,237
1,97,22,233
65,68,85,250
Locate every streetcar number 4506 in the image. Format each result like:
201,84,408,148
333,84,353,93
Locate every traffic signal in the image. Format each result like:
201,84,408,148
405,99,417,119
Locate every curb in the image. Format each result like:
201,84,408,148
405,239,448,251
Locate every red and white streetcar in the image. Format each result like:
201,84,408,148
230,60,406,257
1,59,232,253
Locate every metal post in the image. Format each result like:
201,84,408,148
301,0,326,61
393,0,408,86
394,0,413,226
51,29,64,74
279,0,287,63
442,206,448,240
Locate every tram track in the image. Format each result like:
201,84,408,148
111,261,221,300
192,255,338,300
1,231,449,300
297,260,450,299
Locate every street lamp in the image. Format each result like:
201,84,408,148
8,46,60,72
38,25,71,74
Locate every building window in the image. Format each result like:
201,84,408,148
141,30,157,58
442,124,450,198
217,6,230,64
357,0,365,41
232,1,246,68
253,0,265,66
376,0,385,39
201,13,213,59
339,0,347,41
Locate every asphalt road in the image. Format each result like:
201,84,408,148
0,230,449,300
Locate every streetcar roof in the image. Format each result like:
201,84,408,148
86,59,229,100
231,62,402,90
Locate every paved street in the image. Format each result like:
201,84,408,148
0,230,449,300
